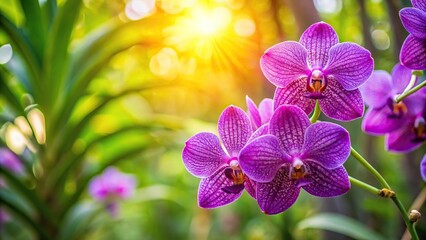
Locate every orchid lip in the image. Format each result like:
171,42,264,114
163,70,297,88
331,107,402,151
386,98,408,119
305,69,327,99
222,167,245,194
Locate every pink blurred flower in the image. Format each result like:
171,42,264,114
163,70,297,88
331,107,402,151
89,167,137,217
0,148,24,176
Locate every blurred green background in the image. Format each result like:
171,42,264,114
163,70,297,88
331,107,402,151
0,0,425,239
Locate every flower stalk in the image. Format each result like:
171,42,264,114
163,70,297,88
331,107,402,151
348,176,380,195
396,79,426,103
309,100,321,123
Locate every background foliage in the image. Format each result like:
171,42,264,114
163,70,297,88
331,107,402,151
0,0,424,239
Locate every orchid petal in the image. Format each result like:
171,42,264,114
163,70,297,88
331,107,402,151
325,43,374,90
319,77,364,121
239,135,287,183
302,122,350,169
300,22,339,69
260,41,310,88
246,95,262,129
421,155,426,182
269,105,311,154
182,132,228,178
248,124,269,143
218,106,253,156
400,34,426,70
385,121,424,153
400,8,426,39
256,167,300,215
412,0,426,11
302,162,350,197
259,98,273,124
362,107,407,135
359,70,393,108
273,80,316,115
244,177,257,199
391,63,414,94
198,166,243,208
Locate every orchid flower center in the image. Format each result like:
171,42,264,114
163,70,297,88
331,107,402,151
221,159,246,194
306,70,327,99
412,116,426,142
387,98,408,119
290,158,309,180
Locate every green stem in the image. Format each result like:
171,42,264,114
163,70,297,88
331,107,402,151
350,148,418,240
349,176,380,195
396,80,426,103
391,196,419,240
350,147,390,189
309,100,320,123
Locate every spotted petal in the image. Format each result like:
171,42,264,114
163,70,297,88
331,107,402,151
385,121,424,153
198,166,243,208
244,177,257,199
302,122,350,169
362,107,407,135
324,43,374,90
319,77,364,121
246,95,262,129
273,79,316,115
359,70,392,108
256,167,300,215
300,22,339,69
400,34,426,70
248,124,269,143
302,162,350,197
400,8,426,39
412,0,426,11
239,135,288,183
260,41,310,88
269,105,311,154
182,132,228,178
218,106,253,157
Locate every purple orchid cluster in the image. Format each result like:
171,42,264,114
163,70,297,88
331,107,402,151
182,13,426,216
182,22,373,214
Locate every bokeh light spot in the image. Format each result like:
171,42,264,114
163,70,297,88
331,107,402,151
314,0,342,14
371,29,390,50
0,44,13,64
234,18,255,37
125,0,155,20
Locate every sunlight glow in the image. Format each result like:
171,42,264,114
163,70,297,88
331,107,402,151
194,7,232,37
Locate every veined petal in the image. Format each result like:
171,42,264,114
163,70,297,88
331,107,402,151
259,98,274,124
246,95,262,129
412,0,426,11
362,107,407,135
239,135,287,183
324,42,374,90
260,41,310,88
302,162,350,197
400,8,426,39
218,106,253,156
182,132,228,178
300,22,339,69
391,63,414,94
359,70,393,108
400,34,426,70
421,154,426,182
198,166,243,208
302,122,350,169
256,167,300,215
273,80,316,115
244,177,257,199
385,122,424,153
319,77,364,121
269,105,311,154
248,124,269,143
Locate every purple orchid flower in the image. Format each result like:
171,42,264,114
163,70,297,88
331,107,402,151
360,65,426,152
0,148,24,176
182,106,256,208
399,0,426,70
360,64,416,134
246,96,273,130
239,105,351,215
421,154,426,181
261,22,373,121
89,167,137,217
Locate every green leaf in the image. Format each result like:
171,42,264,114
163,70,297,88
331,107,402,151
296,213,386,240
58,202,102,240
19,0,46,60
